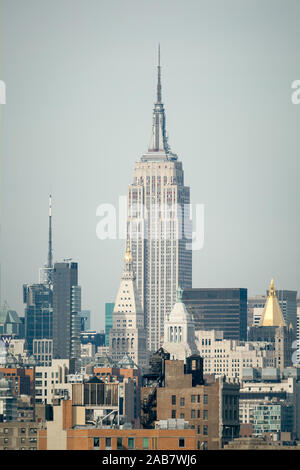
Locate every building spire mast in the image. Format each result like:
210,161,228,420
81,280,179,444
47,194,53,284
146,44,176,158
157,43,162,104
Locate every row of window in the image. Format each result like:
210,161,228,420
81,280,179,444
171,410,208,420
171,394,208,405
2,447,36,450
93,436,186,450
1,438,37,444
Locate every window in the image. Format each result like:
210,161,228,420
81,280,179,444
172,410,176,419
197,410,201,418
105,437,111,449
4,429,8,434
191,395,196,403
180,413,184,419
117,438,123,450
179,438,185,448
93,437,100,448
180,397,185,406
203,410,208,420
171,395,176,405
128,438,134,449
191,410,196,419
203,425,208,436
143,438,149,450
204,395,208,404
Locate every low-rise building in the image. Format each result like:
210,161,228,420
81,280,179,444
32,339,53,366
0,367,35,398
35,359,70,405
38,400,197,450
224,435,299,450
0,421,43,450
0,377,17,422
239,367,300,439
71,375,139,428
251,399,294,437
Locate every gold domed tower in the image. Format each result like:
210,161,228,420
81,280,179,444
248,278,293,372
259,279,286,327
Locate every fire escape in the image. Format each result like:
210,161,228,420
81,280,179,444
140,348,170,428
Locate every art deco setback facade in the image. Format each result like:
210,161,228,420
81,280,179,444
127,50,192,352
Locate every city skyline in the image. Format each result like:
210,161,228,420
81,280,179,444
1,0,300,331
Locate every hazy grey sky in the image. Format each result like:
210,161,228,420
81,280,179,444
1,0,300,330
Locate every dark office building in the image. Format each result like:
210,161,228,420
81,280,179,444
52,262,80,360
23,284,53,354
182,288,247,341
80,330,105,348
273,290,297,336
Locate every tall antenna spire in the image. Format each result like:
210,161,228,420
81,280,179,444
47,194,53,284
146,44,176,158
157,43,162,103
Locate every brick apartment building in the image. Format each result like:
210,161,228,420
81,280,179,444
93,366,141,385
0,421,43,450
0,367,35,398
38,399,197,450
141,353,240,449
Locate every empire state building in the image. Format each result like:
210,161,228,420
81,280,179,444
127,47,192,352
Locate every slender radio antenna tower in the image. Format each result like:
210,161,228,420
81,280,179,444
47,194,53,284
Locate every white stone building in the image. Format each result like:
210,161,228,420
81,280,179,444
195,330,275,380
109,245,148,368
35,359,70,404
162,287,199,361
